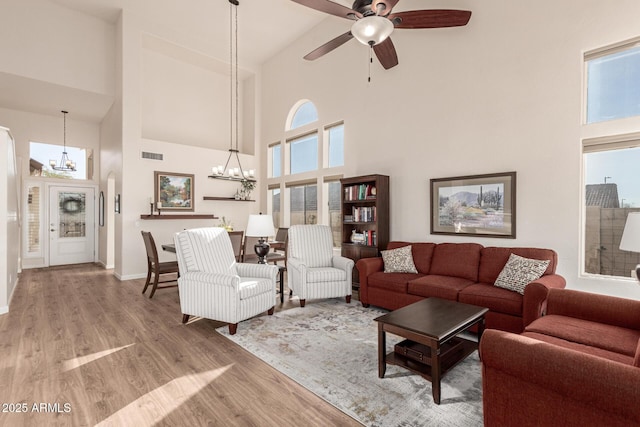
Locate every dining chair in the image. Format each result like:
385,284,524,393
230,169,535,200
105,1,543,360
141,230,179,298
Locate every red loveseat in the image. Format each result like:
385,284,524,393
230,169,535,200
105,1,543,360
480,289,640,426
356,242,566,333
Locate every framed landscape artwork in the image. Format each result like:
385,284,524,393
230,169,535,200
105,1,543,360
155,171,194,211
430,172,516,238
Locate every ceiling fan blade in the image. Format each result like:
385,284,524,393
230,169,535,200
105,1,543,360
371,0,400,16
390,10,472,29
304,31,354,61
290,0,361,20
373,37,398,70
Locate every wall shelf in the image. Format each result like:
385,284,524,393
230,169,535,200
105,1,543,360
203,196,255,202
140,214,218,220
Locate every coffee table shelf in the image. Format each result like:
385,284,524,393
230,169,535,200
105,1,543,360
386,338,477,382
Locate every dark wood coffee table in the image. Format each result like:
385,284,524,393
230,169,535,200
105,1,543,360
374,298,488,404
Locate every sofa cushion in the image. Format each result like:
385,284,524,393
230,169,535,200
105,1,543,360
494,254,550,295
368,271,423,293
635,339,640,368
525,314,640,357
522,331,635,366
479,247,557,284
429,243,482,281
458,282,522,316
387,242,436,274
381,245,418,273
407,275,474,300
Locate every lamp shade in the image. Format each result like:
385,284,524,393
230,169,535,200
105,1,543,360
620,212,640,253
246,214,275,238
351,16,394,46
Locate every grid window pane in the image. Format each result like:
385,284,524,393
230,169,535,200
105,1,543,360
271,144,281,178
583,145,640,277
290,184,317,225
328,181,342,247
291,102,318,129
271,188,281,228
328,124,344,168
290,133,318,174
587,45,640,123
30,141,87,180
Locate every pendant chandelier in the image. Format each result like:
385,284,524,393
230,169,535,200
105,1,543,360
209,0,255,182
50,110,76,172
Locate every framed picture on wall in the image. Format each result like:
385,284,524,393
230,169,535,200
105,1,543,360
155,171,195,211
430,172,516,238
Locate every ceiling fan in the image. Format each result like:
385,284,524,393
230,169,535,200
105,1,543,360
291,0,472,69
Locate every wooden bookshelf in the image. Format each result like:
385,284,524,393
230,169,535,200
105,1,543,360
340,174,390,289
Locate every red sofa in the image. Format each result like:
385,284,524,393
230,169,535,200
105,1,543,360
356,242,566,333
480,289,640,426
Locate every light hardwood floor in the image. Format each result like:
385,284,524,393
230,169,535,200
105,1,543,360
0,264,362,427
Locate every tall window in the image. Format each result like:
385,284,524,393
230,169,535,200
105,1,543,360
269,100,345,247
583,38,640,279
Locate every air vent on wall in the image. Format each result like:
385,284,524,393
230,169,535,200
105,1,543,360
141,151,163,161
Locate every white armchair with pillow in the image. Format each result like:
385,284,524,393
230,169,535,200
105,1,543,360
174,227,278,334
287,224,354,307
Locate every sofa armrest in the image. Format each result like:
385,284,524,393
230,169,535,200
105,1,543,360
356,257,384,304
546,288,640,330
521,273,567,327
480,329,640,427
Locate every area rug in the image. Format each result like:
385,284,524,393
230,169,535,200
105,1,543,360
217,299,483,427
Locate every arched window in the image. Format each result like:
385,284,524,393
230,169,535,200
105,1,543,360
288,100,318,130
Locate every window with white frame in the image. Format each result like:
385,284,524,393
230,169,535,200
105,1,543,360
582,39,640,279
326,123,344,168
269,143,281,178
30,141,90,180
289,132,318,174
268,100,345,247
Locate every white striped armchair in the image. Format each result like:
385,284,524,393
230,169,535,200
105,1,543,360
174,227,278,334
287,224,354,307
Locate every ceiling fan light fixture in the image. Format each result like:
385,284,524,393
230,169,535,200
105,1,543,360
351,15,393,46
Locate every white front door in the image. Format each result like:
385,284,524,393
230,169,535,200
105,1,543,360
49,186,95,266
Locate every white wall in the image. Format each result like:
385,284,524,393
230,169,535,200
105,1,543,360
0,0,115,96
260,0,640,299
116,11,262,280
0,127,20,314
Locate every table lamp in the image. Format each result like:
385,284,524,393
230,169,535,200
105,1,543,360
246,213,276,264
619,212,640,282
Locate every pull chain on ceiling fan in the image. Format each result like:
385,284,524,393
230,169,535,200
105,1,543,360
291,0,472,70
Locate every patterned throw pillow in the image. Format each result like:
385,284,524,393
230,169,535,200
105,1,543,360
381,245,418,274
494,253,550,295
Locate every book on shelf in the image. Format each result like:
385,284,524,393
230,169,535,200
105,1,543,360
351,206,376,222
345,184,378,201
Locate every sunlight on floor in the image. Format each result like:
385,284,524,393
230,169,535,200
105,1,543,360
63,344,135,372
95,365,233,426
